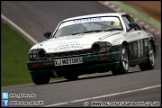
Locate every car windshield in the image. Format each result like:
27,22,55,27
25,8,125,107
54,16,123,38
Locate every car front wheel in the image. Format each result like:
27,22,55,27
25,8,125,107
112,45,129,75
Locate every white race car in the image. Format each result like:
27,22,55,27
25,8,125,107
27,13,158,85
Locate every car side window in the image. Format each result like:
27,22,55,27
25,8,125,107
122,15,134,31
122,15,141,31
126,15,134,22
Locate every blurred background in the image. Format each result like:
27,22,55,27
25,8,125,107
124,1,160,21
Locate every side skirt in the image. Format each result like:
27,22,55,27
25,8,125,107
129,57,148,66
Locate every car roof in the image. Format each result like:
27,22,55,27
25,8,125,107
63,12,127,22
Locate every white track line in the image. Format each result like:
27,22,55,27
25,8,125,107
1,14,38,44
44,84,161,107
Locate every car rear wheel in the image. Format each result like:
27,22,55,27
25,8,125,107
31,74,50,85
64,73,78,81
139,42,155,71
112,45,129,75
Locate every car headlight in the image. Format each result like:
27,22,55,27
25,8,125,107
37,49,46,58
91,42,112,53
28,49,37,60
92,44,100,53
28,49,46,60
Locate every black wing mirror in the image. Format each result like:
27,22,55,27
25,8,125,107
127,22,138,32
43,31,51,39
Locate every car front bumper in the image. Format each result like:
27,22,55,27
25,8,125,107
27,51,121,76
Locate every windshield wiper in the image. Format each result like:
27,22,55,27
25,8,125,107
103,28,123,31
72,32,84,35
83,30,103,33
71,28,122,35
72,30,103,35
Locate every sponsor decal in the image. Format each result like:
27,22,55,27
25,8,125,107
73,17,101,23
54,43,85,51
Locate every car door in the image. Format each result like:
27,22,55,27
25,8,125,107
132,19,152,59
132,26,149,59
122,15,147,60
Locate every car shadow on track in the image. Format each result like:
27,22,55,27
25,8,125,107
48,70,145,85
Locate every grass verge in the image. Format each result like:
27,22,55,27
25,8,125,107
1,22,33,86
1,22,64,86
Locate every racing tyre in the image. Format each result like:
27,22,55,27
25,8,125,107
139,42,155,71
32,75,50,85
64,73,78,81
112,45,129,75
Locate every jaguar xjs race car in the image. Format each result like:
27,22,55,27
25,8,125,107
27,13,158,85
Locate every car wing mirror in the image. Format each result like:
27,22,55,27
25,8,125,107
43,31,51,39
127,22,138,32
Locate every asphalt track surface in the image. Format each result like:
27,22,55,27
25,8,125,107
1,1,161,107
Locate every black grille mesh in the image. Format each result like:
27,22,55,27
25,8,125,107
46,49,92,58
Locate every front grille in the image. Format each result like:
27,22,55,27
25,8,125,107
46,49,92,58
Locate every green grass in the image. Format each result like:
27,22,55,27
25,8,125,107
1,22,64,86
1,22,33,86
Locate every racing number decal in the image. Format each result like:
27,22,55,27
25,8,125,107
133,43,138,56
137,40,143,57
